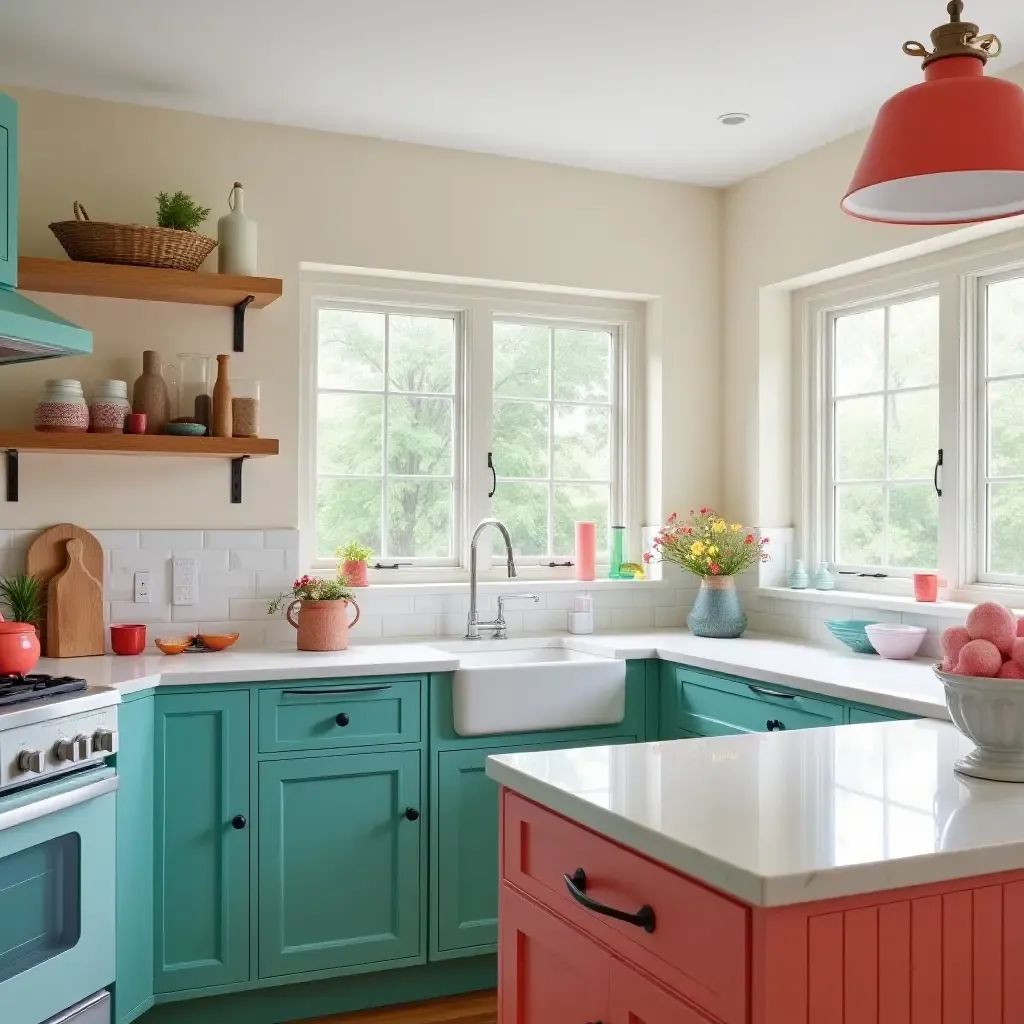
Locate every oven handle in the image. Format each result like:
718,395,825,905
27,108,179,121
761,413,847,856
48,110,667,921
0,773,119,833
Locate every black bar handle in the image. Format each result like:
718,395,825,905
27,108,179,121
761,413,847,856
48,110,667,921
934,447,943,497
487,451,497,498
282,685,393,696
748,684,797,700
766,719,786,731
564,868,655,934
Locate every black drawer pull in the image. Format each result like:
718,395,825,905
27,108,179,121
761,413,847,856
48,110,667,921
231,815,247,830
335,712,350,727
564,868,655,933
282,685,393,696
766,719,786,731
404,807,421,821
747,684,796,700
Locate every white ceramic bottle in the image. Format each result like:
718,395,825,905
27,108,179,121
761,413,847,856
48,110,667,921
217,182,257,276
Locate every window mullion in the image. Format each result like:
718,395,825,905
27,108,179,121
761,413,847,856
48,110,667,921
881,304,891,568
381,313,391,559
548,328,555,558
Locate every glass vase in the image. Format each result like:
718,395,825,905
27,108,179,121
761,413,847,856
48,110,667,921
687,576,747,639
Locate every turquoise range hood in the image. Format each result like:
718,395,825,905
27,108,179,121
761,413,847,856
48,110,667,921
0,286,92,363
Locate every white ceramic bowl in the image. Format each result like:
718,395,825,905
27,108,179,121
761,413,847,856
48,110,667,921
864,623,927,659
934,666,1024,782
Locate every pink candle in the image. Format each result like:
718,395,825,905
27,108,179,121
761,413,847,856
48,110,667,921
575,521,596,581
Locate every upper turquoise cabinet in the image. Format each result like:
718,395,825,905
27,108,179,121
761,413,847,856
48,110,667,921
0,91,17,288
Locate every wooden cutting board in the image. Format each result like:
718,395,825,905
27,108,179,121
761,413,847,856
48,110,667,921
27,524,104,650
46,537,104,657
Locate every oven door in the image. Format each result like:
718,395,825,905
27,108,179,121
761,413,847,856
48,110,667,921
0,766,117,1024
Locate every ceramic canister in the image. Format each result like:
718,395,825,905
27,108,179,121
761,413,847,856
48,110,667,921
89,379,130,433
35,379,89,432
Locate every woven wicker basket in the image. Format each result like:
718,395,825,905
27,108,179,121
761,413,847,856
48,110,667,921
49,202,217,272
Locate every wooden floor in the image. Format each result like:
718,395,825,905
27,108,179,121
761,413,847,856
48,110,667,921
297,991,497,1024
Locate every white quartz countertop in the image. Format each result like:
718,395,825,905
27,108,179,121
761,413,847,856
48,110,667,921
34,629,947,717
35,645,460,696
487,719,1020,907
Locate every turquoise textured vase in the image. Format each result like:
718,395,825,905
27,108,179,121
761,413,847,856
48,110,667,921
687,577,747,639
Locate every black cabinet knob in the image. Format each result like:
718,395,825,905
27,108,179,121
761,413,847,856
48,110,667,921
335,712,350,727
231,815,247,830
404,807,420,821
766,719,785,732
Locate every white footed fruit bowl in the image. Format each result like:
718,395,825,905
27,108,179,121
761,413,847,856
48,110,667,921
936,667,1024,782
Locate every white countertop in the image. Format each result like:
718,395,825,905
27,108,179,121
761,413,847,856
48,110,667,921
35,645,460,696
34,629,947,717
487,719,1019,907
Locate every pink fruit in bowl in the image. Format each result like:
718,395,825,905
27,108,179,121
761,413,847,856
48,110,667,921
1013,637,1024,668
966,602,1016,656
955,638,1002,677
1018,618,1024,637
998,661,1024,679
941,626,971,672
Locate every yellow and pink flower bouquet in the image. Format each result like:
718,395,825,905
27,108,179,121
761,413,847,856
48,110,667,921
648,508,768,638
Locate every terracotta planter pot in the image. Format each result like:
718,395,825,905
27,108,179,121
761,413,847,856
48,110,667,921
343,559,369,587
286,598,361,652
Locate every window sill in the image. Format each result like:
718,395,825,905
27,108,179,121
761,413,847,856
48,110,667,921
340,575,673,594
757,585,1024,618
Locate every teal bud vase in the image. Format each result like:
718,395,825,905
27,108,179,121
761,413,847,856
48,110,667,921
687,577,747,639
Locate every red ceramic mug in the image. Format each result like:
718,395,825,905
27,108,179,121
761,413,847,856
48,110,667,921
110,623,147,656
124,412,147,435
913,573,942,602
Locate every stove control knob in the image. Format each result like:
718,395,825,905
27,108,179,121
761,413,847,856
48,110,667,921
93,729,116,754
74,734,91,760
54,737,83,763
17,749,44,774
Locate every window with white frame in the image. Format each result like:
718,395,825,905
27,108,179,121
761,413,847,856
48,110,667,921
805,233,1024,596
491,320,619,562
827,294,940,573
307,280,638,575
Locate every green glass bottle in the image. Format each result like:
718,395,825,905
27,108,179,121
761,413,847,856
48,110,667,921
609,525,626,579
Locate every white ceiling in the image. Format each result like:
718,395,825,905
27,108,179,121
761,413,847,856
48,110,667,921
1,0,1023,185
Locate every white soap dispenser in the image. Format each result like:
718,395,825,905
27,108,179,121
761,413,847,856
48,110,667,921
217,182,258,276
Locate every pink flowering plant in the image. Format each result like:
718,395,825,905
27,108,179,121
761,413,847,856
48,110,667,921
267,573,354,614
645,507,769,579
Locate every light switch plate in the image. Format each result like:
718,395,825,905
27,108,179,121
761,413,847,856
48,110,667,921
173,558,198,606
133,571,151,603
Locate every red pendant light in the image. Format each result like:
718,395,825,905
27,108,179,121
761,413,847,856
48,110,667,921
843,0,1024,225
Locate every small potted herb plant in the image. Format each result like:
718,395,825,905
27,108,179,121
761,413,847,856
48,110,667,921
268,575,361,651
337,541,373,587
0,573,44,630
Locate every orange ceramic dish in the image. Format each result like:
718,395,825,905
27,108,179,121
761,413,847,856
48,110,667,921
155,636,192,656
198,632,239,651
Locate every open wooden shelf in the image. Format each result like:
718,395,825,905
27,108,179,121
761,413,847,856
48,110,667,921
18,257,282,309
0,430,279,503
0,430,278,457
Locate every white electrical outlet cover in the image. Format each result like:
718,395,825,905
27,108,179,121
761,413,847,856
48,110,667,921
172,558,198,606
134,571,151,603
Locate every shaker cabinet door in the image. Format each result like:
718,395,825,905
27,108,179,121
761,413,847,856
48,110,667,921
258,749,423,978
609,959,717,1024
0,91,17,288
153,690,251,992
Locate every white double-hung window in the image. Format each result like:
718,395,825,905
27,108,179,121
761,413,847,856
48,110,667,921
804,231,1024,596
304,275,640,577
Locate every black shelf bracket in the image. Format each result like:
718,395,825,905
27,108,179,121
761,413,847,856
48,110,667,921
233,294,255,352
5,449,17,502
230,455,250,503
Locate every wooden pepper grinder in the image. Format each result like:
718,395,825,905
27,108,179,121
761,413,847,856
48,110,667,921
212,354,232,438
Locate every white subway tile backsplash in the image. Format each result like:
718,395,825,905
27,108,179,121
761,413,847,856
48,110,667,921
381,613,440,638
654,606,686,628
173,597,230,622
140,530,204,550
91,530,140,551
521,609,569,632
413,593,470,615
109,600,171,624
256,572,297,599
0,530,12,549
203,570,256,598
231,548,285,571
610,607,655,629
230,597,279,621
204,530,265,549
10,530,34,550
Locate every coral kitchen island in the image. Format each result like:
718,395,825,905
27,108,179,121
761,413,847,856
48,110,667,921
488,719,1024,1024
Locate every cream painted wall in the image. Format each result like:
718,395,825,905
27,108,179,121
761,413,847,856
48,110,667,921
722,61,1024,528
0,87,720,533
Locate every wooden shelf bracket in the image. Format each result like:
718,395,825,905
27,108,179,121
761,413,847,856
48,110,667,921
233,294,255,352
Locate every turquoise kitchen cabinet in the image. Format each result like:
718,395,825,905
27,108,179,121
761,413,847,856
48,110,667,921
258,749,424,979
153,690,251,993
432,734,639,959
0,91,16,288
660,664,845,738
848,706,907,724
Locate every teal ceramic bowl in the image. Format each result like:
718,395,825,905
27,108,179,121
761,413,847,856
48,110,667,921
825,619,879,655
164,422,207,437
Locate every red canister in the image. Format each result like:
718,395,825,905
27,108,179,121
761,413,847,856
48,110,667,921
0,620,41,675
110,623,147,656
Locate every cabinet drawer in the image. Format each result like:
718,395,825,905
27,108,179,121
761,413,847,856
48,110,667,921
668,666,844,737
502,791,748,1024
257,678,422,753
